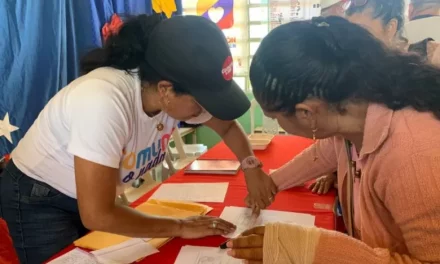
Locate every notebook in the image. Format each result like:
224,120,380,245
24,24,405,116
184,159,241,175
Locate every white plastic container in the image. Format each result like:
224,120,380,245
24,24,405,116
248,133,274,150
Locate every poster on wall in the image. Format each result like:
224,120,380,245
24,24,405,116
196,0,235,29
182,0,248,75
269,0,321,29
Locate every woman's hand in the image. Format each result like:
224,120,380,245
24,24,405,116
226,226,265,264
179,216,236,239
309,173,337,195
203,118,277,215
244,169,278,215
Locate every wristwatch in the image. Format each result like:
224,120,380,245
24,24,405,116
241,156,263,171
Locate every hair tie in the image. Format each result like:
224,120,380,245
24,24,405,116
102,14,124,42
311,17,330,28
316,22,330,27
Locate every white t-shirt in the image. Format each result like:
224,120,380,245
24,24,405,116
12,67,212,198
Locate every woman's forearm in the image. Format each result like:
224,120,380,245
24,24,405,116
271,138,338,190
75,156,183,238
84,204,182,238
264,223,435,264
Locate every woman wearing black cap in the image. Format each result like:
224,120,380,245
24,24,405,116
0,14,276,263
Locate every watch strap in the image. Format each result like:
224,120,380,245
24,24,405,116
241,156,262,170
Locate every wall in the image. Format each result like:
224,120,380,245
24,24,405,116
194,93,264,148
181,0,268,148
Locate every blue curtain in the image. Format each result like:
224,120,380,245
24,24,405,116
0,0,181,156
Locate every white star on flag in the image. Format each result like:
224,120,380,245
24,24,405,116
0,112,19,144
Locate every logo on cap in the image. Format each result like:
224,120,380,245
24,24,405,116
221,56,233,81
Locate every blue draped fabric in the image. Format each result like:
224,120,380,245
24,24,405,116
0,0,181,156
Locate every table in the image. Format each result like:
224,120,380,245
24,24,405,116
50,136,336,263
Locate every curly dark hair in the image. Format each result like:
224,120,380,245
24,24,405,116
80,14,187,94
250,16,440,119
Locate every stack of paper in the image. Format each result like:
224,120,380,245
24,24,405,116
50,239,160,264
91,238,158,264
74,199,212,250
174,246,241,264
219,206,315,238
47,248,98,264
150,182,229,203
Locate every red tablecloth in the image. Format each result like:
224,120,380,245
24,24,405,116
0,218,19,264
50,136,336,263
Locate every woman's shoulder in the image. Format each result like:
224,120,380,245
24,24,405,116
67,67,139,102
385,108,440,159
371,109,440,194
392,108,440,136
60,67,140,127
81,67,139,90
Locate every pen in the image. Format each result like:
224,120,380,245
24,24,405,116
219,239,231,249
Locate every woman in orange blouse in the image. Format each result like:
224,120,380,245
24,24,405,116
227,16,440,264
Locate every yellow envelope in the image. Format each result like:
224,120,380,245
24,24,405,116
147,199,212,215
74,200,212,250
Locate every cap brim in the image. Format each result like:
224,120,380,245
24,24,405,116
191,81,250,120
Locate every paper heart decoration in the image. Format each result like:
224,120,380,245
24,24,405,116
208,7,225,23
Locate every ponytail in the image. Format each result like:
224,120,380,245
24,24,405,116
80,14,164,82
80,48,108,74
365,52,440,119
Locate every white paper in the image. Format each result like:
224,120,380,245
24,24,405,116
220,206,315,238
91,238,159,264
150,182,229,203
47,248,98,264
174,246,241,264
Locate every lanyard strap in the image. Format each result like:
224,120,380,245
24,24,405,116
344,139,355,237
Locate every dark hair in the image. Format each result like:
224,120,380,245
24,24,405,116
80,14,188,94
345,0,405,32
250,16,440,119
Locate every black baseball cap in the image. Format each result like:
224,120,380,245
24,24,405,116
146,15,250,121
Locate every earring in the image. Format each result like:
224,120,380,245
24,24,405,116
312,128,318,161
161,97,170,110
